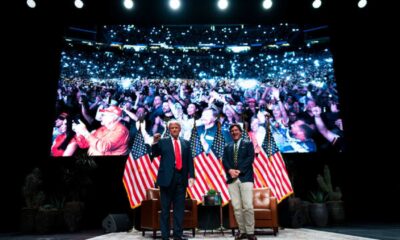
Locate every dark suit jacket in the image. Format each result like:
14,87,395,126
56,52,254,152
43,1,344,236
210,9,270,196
152,137,194,187
222,139,255,184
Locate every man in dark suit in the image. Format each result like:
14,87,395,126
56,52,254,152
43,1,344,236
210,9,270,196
223,123,256,240
152,120,195,240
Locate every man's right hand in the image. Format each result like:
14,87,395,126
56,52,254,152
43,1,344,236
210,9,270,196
153,133,161,144
229,169,240,179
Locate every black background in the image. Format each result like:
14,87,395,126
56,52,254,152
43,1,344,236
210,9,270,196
3,0,397,232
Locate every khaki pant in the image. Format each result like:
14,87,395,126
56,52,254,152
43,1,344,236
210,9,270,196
228,179,255,234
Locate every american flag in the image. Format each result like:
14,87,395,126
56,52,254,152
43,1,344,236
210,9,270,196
253,167,264,189
206,151,231,205
187,124,210,203
150,155,160,182
123,130,155,208
212,122,225,160
207,123,230,205
241,125,251,142
187,123,231,205
254,122,293,202
242,124,264,189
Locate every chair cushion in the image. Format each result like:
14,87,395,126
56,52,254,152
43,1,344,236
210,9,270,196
254,209,272,220
253,189,270,208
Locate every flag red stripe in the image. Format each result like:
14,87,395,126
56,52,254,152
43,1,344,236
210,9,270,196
270,153,291,193
129,156,146,201
254,156,268,186
150,156,160,181
194,158,209,196
205,152,230,203
141,155,156,189
273,153,293,196
188,155,210,202
122,165,136,207
268,153,291,196
132,157,149,200
125,155,142,205
259,150,283,200
273,152,293,192
124,154,142,207
255,152,278,195
265,154,285,200
123,155,136,207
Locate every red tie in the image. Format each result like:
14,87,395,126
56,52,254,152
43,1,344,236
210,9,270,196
174,139,182,170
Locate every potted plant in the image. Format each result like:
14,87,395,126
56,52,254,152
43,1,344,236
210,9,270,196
317,165,345,224
20,168,45,233
35,204,60,234
308,190,328,227
203,189,220,206
284,164,310,228
63,152,96,232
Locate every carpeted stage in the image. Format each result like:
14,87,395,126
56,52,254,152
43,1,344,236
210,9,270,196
88,228,376,240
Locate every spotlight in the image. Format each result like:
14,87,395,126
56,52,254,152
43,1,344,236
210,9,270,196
169,0,181,10
26,0,36,8
312,0,321,9
358,0,367,8
262,0,273,9
217,0,228,10
74,0,84,9
124,0,134,9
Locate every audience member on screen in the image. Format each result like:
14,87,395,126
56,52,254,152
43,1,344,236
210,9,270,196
51,117,78,157
52,112,68,142
288,119,317,152
197,107,219,153
248,113,266,155
312,106,344,152
72,105,129,156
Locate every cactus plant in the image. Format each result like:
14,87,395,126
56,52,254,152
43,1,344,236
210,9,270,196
308,190,327,203
317,165,342,201
22,168,45,209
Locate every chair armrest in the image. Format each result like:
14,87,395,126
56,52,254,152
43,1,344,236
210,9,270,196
141,199,159,228
270,196,278,227
185,199,198,219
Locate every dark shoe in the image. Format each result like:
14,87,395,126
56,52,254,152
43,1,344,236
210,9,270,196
235,232,248,240
173,238,187,240
247,234,257,240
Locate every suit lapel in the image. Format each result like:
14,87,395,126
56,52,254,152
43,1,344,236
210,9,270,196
231,142,235,163
179,138,184,160
179,137,184,150
167,138,174,159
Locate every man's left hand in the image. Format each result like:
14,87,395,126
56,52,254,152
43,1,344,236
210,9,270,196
188,178,195,187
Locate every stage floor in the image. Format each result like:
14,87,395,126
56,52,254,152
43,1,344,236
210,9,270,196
1,223,399,240
89,228,376,240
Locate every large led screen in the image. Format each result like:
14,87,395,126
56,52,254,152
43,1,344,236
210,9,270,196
51,24,344,157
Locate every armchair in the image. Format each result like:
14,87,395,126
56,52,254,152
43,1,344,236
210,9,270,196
140,188,197,238
228,187,278,236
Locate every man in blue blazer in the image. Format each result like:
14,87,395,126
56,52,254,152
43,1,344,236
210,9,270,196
152,120,195,240
223,123,256,240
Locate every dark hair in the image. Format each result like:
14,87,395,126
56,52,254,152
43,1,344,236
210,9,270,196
58,116,76,151
229,123,242,132
299,124,313,139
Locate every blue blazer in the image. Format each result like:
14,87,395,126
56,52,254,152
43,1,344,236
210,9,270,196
222,139,255,184
152,137,194,187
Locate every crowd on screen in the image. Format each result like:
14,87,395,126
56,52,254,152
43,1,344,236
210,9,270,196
51,77,343,156
50,25,344,157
